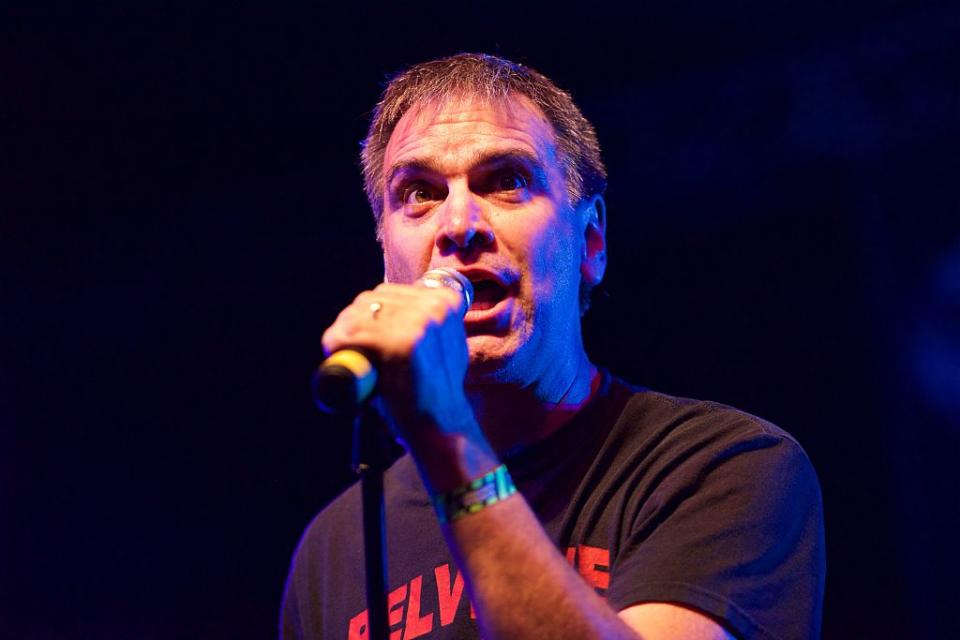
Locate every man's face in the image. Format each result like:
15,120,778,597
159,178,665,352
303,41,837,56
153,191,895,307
379,94,594,384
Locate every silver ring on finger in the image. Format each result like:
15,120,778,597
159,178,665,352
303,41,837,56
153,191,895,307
369,301,383,320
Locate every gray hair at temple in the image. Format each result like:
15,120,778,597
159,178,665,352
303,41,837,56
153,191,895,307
360,53,608,231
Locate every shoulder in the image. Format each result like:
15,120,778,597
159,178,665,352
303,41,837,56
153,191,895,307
281,454,425,638
286,480,362,589
289,454,422,572
622,382,801,443
609,380,817,478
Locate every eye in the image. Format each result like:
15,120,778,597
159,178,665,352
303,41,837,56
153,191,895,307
493,171,527,192
402,183,440,206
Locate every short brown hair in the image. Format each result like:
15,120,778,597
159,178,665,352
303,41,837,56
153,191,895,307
360,53,607,225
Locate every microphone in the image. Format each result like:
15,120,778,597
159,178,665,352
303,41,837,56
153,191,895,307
312,268,475,414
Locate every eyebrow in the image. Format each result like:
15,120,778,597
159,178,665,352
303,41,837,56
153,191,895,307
385,148,545,187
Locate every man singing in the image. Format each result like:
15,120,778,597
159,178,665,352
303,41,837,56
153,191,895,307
281,53,824,640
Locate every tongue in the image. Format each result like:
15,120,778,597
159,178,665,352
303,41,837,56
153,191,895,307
470,281,506,311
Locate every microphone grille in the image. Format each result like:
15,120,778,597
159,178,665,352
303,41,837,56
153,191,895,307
418,268,474,314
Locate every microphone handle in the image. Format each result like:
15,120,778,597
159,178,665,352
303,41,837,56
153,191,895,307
312,269,473,414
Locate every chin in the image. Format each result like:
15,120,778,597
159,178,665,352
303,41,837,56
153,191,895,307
466,334,535,386
466,337,510,375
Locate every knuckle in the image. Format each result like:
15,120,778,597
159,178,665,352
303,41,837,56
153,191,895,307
373,282,405,296
333,308,357,332
353,290,374,305
427,296,445,313
320,329,338,354
435,288,460,308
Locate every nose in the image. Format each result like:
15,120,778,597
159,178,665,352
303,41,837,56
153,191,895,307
435,182,494,256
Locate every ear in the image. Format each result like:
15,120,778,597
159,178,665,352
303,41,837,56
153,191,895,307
580,195,607,287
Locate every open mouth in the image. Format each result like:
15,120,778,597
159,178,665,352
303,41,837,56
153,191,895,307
468,278,510,312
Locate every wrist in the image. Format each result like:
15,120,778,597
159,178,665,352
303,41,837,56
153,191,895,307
431,463,517,524
406,427,500,495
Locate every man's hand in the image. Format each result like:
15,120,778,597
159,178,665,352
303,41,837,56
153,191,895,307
320,282,498,489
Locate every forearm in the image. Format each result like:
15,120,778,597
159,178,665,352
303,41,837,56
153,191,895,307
411,432,639,640
442,492,640,640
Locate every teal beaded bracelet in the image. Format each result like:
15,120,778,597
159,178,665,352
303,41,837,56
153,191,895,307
431,464,518,524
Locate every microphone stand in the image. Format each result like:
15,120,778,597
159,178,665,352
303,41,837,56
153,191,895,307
352,405,392,640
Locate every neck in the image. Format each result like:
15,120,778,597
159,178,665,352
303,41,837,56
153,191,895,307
465,348,599,455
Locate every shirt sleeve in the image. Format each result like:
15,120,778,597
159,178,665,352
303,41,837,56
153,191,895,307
605,427,825,640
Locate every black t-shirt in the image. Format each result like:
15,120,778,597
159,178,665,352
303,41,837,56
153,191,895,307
281,372,825,640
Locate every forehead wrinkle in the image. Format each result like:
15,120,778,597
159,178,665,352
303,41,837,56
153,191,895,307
386,157,442,186
387,95,557,154
470,147,543,169
387,147,547,187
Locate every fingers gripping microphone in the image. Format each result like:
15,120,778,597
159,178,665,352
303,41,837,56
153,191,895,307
312,268,474,414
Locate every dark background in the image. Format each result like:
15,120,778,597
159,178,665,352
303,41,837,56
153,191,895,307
4,2,959,638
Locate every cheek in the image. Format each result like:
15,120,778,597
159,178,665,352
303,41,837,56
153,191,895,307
526,221,581,302
382,222,432,284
